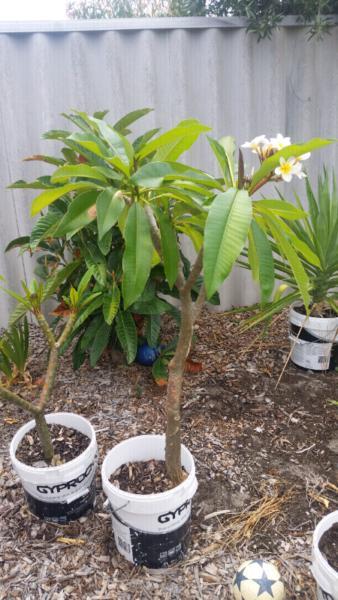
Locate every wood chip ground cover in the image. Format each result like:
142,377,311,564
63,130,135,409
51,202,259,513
0,310,337,599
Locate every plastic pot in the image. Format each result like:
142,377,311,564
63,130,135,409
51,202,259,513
312,511,338,600
10,412,98,523
289,304,338,371
101,434,198,568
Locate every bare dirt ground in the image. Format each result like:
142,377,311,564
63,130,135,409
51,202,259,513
0,310,337,599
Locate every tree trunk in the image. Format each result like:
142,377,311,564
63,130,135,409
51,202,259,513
165,287,194,485
35,413,54,463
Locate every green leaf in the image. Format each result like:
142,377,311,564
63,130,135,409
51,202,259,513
218,136,236,186
83,245,107,287
137,120,210,160
130,297,170,315
157,210,179,289
98,229,113,255
5,237,30,252
113,108,153,135
133,128,161,153
74,294,104,329
8,177,52,190
89,320,111,367
90,117,134,166
132,161,221,190
72,337,86,370
250,221,275,303
254,199,307,220
207,136,235,186
30,210,62,249
42,261,80,301
51,164,109,183
96,188,124,240
79,315,102,350
31,183,97,216
145,314,161,347
264,213,311,308
250,138,336,192
77,267,95,299
122,203,153,308
9,302,29,326
54,190,99,237
204,189,253,298
103,284,120,325
115,311,137,364
43,129,70,140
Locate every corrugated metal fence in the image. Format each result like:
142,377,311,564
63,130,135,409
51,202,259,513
1,18,337,325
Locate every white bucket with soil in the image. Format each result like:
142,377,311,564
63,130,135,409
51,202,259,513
10,412,98,523
101,434,198,568
289,304,338,371
312,511,338,600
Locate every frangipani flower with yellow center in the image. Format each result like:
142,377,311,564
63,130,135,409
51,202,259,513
275,157,306,182
242,135,269,155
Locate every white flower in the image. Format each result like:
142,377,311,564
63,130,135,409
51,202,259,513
270,134,291,151
292,160,307,179
298,152,311,161
275,157,306,182
241,135,269,155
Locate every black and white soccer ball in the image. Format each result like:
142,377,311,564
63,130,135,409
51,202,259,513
232,559,285,600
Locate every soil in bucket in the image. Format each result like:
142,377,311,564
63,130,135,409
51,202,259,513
110,460,187,494
16,424,90,466
319,523,338,572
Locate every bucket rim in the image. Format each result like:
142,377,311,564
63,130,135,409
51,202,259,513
101,434,197,504
10,412,97,476
312,511,338,583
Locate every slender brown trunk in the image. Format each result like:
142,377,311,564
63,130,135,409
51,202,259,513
165,287,194,485
34,413,54,463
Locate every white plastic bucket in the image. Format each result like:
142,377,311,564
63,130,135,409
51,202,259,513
289,304,338,370
312,511,338,600
101,434,198,567
10,412,98,523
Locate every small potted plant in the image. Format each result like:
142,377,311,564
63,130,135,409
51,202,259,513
10,109,333,564
239,169,338,371
312,510,338,599
0,268,98,523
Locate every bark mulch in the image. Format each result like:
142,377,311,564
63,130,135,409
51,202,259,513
110,460,180,494
16,424,90,467
0,308,337,599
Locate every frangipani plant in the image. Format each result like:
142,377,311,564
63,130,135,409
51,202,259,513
8,109,335,483
0,268,94,462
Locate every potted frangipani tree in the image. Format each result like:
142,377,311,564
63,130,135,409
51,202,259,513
0,268,98,523
9,109,333,564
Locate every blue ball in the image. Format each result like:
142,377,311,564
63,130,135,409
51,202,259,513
136,343,159,366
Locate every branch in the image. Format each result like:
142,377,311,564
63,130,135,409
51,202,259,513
0,385,40,416
35,312,56,349
249,173,273,196
56,312,77,349
182,248,203,295
36,346,58,412
193,283,206,324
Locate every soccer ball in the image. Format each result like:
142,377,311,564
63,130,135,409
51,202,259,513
232,560,285,600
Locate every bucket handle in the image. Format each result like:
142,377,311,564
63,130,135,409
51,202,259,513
104,499,130,517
